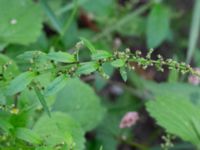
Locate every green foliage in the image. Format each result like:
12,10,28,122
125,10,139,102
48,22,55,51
0,0,43,45
1,1,200,149
47,51,76,63
44,74,69,96
53,78,106,131
15,128,43,145
76,62,99,75
7,71,36,95
147,4,170,48
33,112,85,150
146,95,200,147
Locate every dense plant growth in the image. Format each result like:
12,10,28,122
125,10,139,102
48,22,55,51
1,0,200,150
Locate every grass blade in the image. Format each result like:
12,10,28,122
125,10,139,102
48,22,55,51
186,0,200,64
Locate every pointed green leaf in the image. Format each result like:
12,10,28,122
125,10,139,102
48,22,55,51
76,62,99,75
111,59,125,68
7,71,36,95
44,75,69,96
147,4,170,48
47,51,75,63
120,67,127,82
91,50,112,60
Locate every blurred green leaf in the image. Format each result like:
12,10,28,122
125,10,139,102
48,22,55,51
0,119,13,133
91,50,112,60
120,67,127,82
186,0,200,63
80,37,96,54
44,75,69,96
7,71,36,95
117,17,146,36
0,54,19,81
144,82,200,105
0,0,43,45
111,59,125,68
147,4,170,48
76,62,99,75
47,51,76,63
53,78,106,131
15,128,43,145
82,0,115,21
40,0,62,34
33,112,85,150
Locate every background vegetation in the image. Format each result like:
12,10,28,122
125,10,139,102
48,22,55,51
0,0,200,149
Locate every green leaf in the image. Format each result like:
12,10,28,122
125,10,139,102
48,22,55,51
53,78,106,131
146,95,200,146
146,4,170,48
33,112,85,150
76,62,99,75
34,85,51,117
119,67,127,82
80,37,96,54
15,128,43,145
7,71,36,95
47,51,76,63
0,119,13,133
167,69,179,83
44,75,69,96
17,51,47,62
0,0,43,45
0,54,19,81
143,82,200,105
111,59,125,68
91,50,112,60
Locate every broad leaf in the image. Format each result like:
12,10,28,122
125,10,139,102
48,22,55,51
15,128,43,145
53,78,106,131
146,4,170,48
146,95,200,147
0,0,43,45
33,112,85,150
